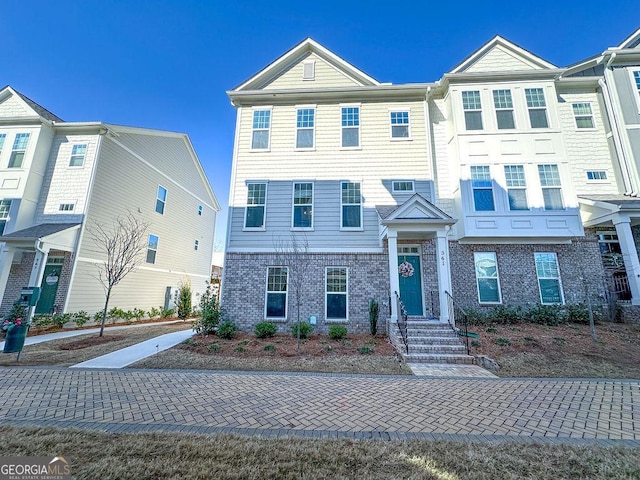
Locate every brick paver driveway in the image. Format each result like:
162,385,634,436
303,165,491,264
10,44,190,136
2,367,639,445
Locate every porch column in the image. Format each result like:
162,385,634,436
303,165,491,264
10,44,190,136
387,231,399,322
0,244,16,305
436,228,453,324
613,216,640,305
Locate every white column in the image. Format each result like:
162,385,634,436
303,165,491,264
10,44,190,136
0,244,16,304
613,216,640,305
28,242,50,289
436,229,453,324
387,231,399,322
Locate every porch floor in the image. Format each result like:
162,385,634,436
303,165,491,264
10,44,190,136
408,363,497,378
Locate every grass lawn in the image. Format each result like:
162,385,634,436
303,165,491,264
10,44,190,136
2,426,639,480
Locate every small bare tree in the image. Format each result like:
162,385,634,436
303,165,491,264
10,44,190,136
274,234,310,350
87,213,149,337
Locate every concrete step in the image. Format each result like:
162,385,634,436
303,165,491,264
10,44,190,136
406,328,459,337
407,336,465,345
408,344,467,354
404,353,476,365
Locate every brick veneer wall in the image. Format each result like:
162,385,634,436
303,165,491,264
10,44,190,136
449,232,606,310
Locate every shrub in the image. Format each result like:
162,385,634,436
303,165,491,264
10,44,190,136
217,320,237,340
465,309,489,326
161,307,175,319
193,283,223,336
147,307,161,319
32,314,54,328
358,346,374,355
470,340,481,348
264,344,276,352
494,337,511,346
369,299,379,336
490,305,524,324
108,307,125,322
291,322,313,339
254,321,277,338
528,304,567,326
328,325,347,340
132,308,145,322
52,313,71,328
72,311,90,328
208,343,220,352
177,279,192,321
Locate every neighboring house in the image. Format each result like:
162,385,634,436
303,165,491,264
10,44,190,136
0,86,219,316
222,33,638,337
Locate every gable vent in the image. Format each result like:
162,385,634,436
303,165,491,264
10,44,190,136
303,61,315,80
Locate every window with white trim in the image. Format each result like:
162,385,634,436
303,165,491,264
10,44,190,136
525,88,549,128
493,90,515,129
0,134,6,155
390,111,410,138
534,252,564,304
58,203,75,212
341,106,360,147
146,234,159,264
293,182,313,229
392,180,415,193
538,165,563,210
326,267,347,320
69,144,88,166
504,165,528,210
8,133,29,168
296,108,315,149
251,109,271,150
572,103,595,128
0,200,11,235
587,170,607,181
245,183,267,229
155,186,167,214
633,70,640,100
341,182,362,228
266,267,287,319
470,166,494,211
474,252,501,303
462,91,483,130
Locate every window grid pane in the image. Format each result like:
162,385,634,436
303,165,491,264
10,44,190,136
0,200,11,218
471,166,491,187
341,181,362,227
538,165,561,186
492,90,513,109
293,183,313,228
392,181,414,192
504,165,526,187
252,110,271,129
390,111,409,125
0,134,6,152
587,171,607,180
341,107,359,126
246,183,267,228
296,109,314,128
12,133,30,150
633,71,640,91
462,91,482,110
525,88,546,107
341,182,361,204
326,267,347,320
247,184,266,205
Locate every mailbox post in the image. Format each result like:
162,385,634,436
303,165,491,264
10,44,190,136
3,287,41,360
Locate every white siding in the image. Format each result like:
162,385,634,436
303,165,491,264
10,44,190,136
263,53,362,90
0,95,33,117
465,46,540,73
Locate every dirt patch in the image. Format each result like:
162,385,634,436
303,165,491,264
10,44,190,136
468,322,640,378
59,335,125,350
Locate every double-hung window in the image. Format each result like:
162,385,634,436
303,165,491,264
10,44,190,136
146,234,159,264
296,108,315,149
470,166,494,211
572,103,595,129
9,133,29,168
292,182,313,229
390,111,410,138
474,252,501,303
155,186,167,214
326,267,348,320
462,91,483,130
69,144,88,166
504,165,528,210
535,253,564,304
493,90,515,129
341,181,362,229
245,183,267,229
341,106,360,147
538,165,563,210
525,88,549,128
251,109,271,150
0,200,11,235
0,134,5,155
266,267,288,319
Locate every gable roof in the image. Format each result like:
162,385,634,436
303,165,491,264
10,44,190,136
618,27,640,49
232,38,380,91
0,85,63,122
450,35,556,74
378,194,455,226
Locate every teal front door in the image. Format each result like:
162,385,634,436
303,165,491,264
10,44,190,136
36,264,61,314
398,255,423,315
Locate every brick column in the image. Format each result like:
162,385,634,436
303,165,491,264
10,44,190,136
613,216,640,305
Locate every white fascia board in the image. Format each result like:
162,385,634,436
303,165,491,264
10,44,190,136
226,246,384,254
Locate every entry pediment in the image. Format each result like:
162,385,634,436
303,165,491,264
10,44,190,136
377,194,455,224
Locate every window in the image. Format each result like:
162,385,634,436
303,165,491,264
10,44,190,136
8,133,29,168
302,60,315,80
251,109,271,150
535,252,563,304
0,134,5,154
341,182,362,228
525,88,548,128
504,165,528,210
326,267,347,320
470,166,494,211
245,183,267,228
390,111,410,138
58,203,75,212
296,108,315,149
493,90,515,129
194,240,199,251
462,91,483,130
155,186,167,214
392,180,415,193
69,144,87,166
538,165,563,210
293,182,313,229
474,252,501,303
587,170,607,181
146,234,159,264
0,200,11,235
633,70,640,100
198,205,203,216
341,106,360,147
266,267,287,318
572,103,595,129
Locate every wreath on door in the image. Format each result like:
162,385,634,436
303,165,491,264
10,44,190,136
398,261,415,278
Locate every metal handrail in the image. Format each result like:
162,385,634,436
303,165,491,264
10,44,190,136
444,290,470,355
394,291,409,354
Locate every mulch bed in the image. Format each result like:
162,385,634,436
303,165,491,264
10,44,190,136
59,335,126,350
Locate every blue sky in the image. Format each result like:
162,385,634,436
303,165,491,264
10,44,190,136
1,1,637,250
